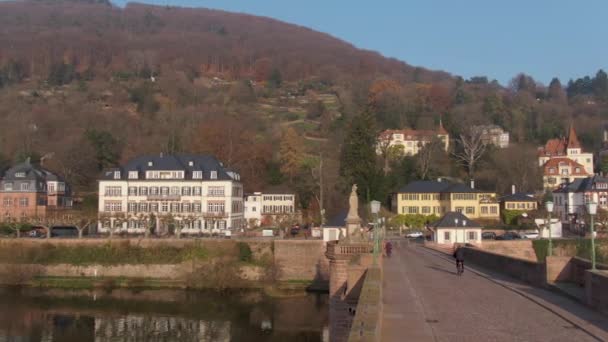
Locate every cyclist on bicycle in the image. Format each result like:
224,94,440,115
453,245,465,275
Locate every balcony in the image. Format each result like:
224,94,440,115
202,211,228,218
147,194,181,201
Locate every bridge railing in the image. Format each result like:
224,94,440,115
347,266,383,342
326,241,373,259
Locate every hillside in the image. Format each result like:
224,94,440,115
0,1,608,219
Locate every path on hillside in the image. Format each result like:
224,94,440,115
381,241,608,342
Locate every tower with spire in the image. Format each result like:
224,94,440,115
538,123,594,190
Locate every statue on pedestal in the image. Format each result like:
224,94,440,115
344,184,363,241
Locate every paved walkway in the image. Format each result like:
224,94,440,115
381,241,608,342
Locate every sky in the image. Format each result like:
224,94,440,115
112,0,607,85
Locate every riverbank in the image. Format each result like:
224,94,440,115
0,238,330,292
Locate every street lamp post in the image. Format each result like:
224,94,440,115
586,201,598,270
370,200,381,266
545,201,554,257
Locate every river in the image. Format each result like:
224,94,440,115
0,287,329,342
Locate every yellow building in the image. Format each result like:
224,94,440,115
391,180,500,220
500,193,538,212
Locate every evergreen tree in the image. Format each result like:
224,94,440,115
84,129,122,171
278,127,302,183
339,110,381,202
593,69,608,100
547,77,566,101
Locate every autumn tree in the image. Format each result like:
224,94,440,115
547,78,566,102
279,127,303,183
415,138,443,180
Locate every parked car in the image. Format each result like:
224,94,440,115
520,231,539,239
481,232,496,240
496,232,522,240
405,231,424,238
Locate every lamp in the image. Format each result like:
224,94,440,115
370,200,381,265
370,200,381,215
545,201,554,257
587,201,598,270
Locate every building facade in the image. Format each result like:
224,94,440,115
431,212,482,245
552,176,608,231
0,159,72,220
474,124,510,148
539,125,593,190
500,190,538,212
98,154,244,235
377,122,449,156
391,180,500,220
244,192,296,227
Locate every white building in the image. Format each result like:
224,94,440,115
98,154,244,235
553,176,608,234
243,192,296,227
376,121,449,156
431,212,482,245
474,124,510,148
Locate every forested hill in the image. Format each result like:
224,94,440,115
0,1,449,84
0,0,608,217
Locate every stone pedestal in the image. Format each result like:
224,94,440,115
345,217,362,241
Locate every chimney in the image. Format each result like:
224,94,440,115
470,179,475,189
512,185,516,195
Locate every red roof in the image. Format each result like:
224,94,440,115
567,123,581,149
542,157,589,176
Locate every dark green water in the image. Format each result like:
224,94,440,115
0,288,329,342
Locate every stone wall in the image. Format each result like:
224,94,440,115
585,270,608,315
347,267,382,342
478,240,537,261
273,240,329,284
570,257,608,286
463,246,546,287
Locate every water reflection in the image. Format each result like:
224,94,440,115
0,288,328,342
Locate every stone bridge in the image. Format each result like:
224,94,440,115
326,239,608,342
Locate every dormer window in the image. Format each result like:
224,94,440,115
128,171,138,179
188,161,194,167
210,171,217,180
113,171,121,179
193,171,203,179
148,161,153,167
15,172,25,178
4,183,13,191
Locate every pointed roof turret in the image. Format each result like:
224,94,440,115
567,123,581,149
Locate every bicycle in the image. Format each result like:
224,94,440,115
456,260,464,276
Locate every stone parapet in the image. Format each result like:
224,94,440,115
347,267,382,342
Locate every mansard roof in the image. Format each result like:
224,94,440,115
100,154,238,181
553,176,608,193
432,212,481,229
2,160,64,182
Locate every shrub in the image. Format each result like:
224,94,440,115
237,242,253,263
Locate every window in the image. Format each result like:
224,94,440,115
208,186,225,197
193,187,202,196
468,231,477,240
182,203,191,212
490,206,498,214
171,203,180,212
139,187,148,196
575,167,581,173
444,231,451,241
466,207,475,214
150,187,159,195
161,202,169,212
114,171,121,179
128,171,138,179
19,198,28,207
182,187,191,196
481,206,488,214
452,193,477,200
128,202,137,212
549,167,556,174
48,183,56,193
128,187,138,196
150,203,159,212
421,206,431,214
193,171,203,179
193,203,202,212
161,187,169,195
3,198,12,207
252,206,256,212
4,182,12,191
170,187,179,196
104,201,122,212
15,172,25,178
105,186,122,196
218,220,226,229
140,203,148,212
210,171,217,179
407,206,418,214
20,183,30,191
207,201,225,213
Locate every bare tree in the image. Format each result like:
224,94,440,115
452,127,487,179
415,138,442,180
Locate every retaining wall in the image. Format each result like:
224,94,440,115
463,246,546,287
